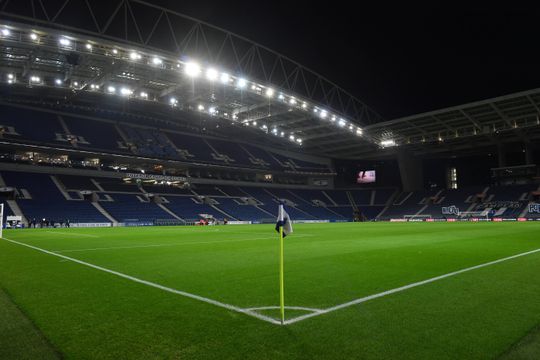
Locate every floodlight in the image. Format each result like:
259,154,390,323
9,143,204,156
107,86,116,93
1,29,10,36
380,139,396,147
59,38,70,46
30,33,38,40
220,73,230,84
237,78,247,88
289,135,295,141
265,88,274,97
185,62,201,77
209,107,216,114
85,43,92,50
278,94,285,100
206,68,218,81
73,81,79,87
140,91,148,98
112,49,118,54
289,98,297,105
169,97,177,105
152,57,162,65
252,121,257,126
7,74,14,80
297,138,302,144
120,87,132,96
30,76,40,83
198,104,205,111
280,131,285,136
356,128,363,136
55,79,63,85
129,52,141,60
302,102,308,109
338,119,346,127
320,110,328,119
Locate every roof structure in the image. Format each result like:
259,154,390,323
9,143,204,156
1,1,539,160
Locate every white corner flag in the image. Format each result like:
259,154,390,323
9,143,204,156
275,204,292,324
275,204,293,237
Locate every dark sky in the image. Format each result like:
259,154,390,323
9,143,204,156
146,2,540,119
122,2,540,119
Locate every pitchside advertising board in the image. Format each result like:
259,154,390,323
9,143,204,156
388,203,540,222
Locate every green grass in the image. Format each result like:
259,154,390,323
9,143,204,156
1,222,540,359
0,287,60,359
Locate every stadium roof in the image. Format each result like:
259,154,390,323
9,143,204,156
1,1,539,161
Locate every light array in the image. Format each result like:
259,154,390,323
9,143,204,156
0,25,367,146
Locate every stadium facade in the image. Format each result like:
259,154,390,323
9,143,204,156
0,1,539,227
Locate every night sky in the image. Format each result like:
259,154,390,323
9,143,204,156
150,2,540,120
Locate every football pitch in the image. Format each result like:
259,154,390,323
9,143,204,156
1,222,540,359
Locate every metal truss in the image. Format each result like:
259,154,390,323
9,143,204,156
0,0,384,126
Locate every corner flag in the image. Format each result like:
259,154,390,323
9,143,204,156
275,204,293,237
275,204,292,324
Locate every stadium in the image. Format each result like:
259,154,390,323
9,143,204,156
0,2,539,359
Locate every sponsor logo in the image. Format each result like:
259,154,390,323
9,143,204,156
441,205,459,215
529,203,540,214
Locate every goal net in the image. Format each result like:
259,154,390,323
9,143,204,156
403,214,432,221
458,211,489,220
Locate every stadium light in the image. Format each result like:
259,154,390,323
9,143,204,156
302,102,308,109
59,38,70,46
30,33,38,41
252,121,257,126
280,131,285,137
380,139,396,147
129,52,141,60
1,28,10,36
338,119,346,127
72,81,79,87
297,138,303,144
85,43,92,50
90,84,100,90
30,76,41,83
107,86,116,93
289,98,297,105
272,128,278,135
237,78,247,88
266,88,275,97
185,62,201,77
289,135,295,141
278,93,285,100
140,91,148,99
152,57,162,65
209,107,216,114
206,68,218,81
112,49,118,54
356,128,363,136
331,115,336,122
120,87,132,96
220,73,230,84
7,74,14,80
169,97,178,106
320,110,328,119
198,104,205,111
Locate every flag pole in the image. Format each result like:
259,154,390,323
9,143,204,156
279,224,285,325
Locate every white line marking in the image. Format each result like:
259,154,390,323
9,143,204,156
4,236,539,326
45,231,99,238
246,306,324,313
53,234,315,253
283,247,540,325
1,237,280,325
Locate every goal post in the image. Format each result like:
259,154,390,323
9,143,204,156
0,203,3,238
